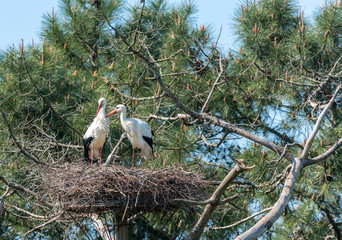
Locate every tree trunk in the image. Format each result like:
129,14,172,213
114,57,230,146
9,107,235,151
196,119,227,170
116,213,128,240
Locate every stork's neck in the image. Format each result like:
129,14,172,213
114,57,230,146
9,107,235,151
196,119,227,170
97,106,107,119
120,109,127,124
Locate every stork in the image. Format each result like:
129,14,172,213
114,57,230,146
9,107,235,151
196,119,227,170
83,98,110,167
106,104,153,167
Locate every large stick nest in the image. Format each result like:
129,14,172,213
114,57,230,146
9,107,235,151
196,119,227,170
41,162,208,214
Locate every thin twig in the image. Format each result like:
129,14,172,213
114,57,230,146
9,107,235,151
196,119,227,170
201,56,224,113
0,175,53,207
24,212,63,239
104,133,127,166
110,84,166,101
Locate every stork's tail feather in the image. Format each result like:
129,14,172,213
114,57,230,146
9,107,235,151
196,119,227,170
83,137,94,162
142,147,153,160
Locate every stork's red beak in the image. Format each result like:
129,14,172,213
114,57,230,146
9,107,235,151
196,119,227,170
96,104,102,117
106,109,117,117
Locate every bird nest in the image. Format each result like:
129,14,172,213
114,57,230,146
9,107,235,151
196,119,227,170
41,162,208,214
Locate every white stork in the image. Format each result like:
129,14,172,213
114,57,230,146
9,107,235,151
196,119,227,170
106,104,153,167
83,98,110,167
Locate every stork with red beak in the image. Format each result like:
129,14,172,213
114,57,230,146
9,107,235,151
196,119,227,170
83,98,110,166
106,105,153,167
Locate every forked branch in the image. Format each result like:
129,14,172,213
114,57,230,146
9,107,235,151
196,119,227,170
187,159,254,240
235,157,300,240
301,84,342,159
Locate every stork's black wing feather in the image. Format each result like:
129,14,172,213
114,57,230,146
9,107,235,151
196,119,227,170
83,137,94,162
142,136,153,154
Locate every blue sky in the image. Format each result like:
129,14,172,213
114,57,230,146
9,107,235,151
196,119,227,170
0,0,326,51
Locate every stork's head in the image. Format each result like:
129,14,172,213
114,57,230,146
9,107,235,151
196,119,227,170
106,104,126,117
96,98,107,116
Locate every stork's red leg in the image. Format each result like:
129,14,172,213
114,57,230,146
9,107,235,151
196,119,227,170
91,147,94,167
132,148,135,167
99,147,102,167
140,151,143,168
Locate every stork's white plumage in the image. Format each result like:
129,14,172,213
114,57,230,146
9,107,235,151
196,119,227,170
83,98,110,166
106,104,153,167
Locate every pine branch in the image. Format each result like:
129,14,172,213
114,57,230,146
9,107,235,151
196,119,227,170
321,207,342,240
0,175,53,207
20,50,83,138
0,108,44,165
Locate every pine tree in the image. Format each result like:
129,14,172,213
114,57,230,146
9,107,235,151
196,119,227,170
0,0,341,239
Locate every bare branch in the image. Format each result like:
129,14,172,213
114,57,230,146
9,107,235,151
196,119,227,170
172,194,240,206
187,159,253,240
8,204,51,220
301,84,342,159
201,56,224,113
148,113,190,122
109,84,166,101
24,212,63,239
104,133,127,166
188,154,230,171
171,198,215,206
200,114,294,162
235,158,301,240
304,137,342,167
150,49,184,63
265,164,292,194
0,187,9,217
209,207,273,230
128,0,145,49
199,129,230,148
